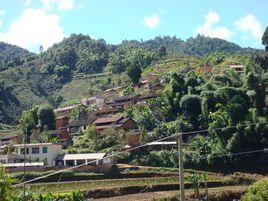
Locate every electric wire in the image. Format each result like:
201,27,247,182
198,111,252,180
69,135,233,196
13,121,268,187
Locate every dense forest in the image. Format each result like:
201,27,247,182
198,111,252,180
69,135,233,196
0,33,264,124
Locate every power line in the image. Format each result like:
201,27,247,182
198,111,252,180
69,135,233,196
13,122,268,187
134,149,267,198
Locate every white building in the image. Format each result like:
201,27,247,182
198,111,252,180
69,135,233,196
55,153,114,166
0,143,115,169
229,65,244,74
80,96,105,108
0,143,62,167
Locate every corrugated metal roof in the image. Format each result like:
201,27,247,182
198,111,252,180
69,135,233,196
146,141,177,146
55,105,77,112
11,143,61,148
57,153,106,161
66,118,95,127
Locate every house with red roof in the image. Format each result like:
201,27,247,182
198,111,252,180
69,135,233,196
93,116,140,146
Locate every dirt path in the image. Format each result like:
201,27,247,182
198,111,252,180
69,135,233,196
93,186,248,201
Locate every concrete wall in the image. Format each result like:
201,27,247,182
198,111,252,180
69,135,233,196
16,144,63,166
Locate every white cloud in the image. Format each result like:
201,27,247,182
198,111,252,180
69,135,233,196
235,14,263,40
195,11,233,40
19,0,32,6
42,0,74,11
0,8,65,50
143,14,160,29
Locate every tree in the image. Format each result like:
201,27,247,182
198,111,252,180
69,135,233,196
91,127,124,151
242,178,268,201
179,94,201,127
39,45,43,53
37,105,56,131
126,64,142,85
262,26,268,51
158,45,167,58
0,166,17,200
19,106,39,142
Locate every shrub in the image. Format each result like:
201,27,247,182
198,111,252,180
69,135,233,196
242,178,268,201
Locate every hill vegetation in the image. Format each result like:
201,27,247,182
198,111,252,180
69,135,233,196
0,33,264,124
0,42,35,71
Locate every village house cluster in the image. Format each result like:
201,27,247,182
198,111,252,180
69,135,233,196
0,64,243,171
0,81,161,170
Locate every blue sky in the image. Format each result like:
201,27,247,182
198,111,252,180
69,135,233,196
0,0,267,52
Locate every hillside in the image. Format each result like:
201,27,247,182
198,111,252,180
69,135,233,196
119,34,257,56
0,34,262,124
0,42,35,71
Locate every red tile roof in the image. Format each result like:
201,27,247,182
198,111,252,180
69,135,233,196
93,116,123,124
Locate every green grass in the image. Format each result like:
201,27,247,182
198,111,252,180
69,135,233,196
27,172,226,193
28,177,185,193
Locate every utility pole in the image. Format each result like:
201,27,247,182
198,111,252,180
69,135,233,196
178,133,185,201
23,128,26,201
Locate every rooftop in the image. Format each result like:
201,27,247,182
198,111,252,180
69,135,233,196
93,116,123,124
66,118,95,127
55,116,68,120
56,153,106,161
55,104,80,112
229,64,244,68
0,133,20,140
146,141,177,146
81,96,103,101
138,93,157,100
112,94,139,102
7,143,62,148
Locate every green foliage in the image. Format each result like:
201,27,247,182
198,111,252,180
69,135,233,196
91,127,124,152
126,64,142,85
158,45,167,58
242,178,268,201
179,94,201,121
109,47,156,74
43,34,108,75
130,104,159,132
37,105,56,131
71,190,84,201
0,41,34,71
186,173,202,199
0,166,17,201
262,26,268,51
181,35,242,56
204,51,226,65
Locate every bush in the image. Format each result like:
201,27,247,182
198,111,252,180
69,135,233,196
242,178,268,201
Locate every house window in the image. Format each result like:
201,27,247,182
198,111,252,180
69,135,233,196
32,147,40,154
21,148,29,154
42,147,48,154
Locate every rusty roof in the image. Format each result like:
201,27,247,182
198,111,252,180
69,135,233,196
93,116,123,124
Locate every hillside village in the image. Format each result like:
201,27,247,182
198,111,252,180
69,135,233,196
0,60,247,168
0,28,267,200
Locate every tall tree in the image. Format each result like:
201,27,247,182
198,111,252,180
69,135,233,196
37,105,56,131
126,64,142,85
262,26,268,51
158,45,167,58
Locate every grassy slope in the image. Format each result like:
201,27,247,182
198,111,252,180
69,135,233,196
0,52,251,124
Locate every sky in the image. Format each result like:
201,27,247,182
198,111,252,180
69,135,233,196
0,0,267,52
